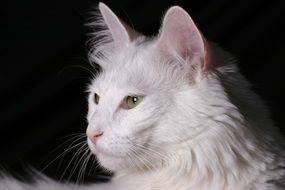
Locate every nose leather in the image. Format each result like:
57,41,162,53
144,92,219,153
86,129,104,144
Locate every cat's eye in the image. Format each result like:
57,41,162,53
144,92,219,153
124,95,144,109
94,93,100,104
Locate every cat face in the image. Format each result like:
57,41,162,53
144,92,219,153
87,47,181,171
86,3,215,172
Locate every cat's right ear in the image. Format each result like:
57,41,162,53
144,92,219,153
98,3,139,48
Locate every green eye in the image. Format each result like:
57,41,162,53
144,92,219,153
94,93,100,104
125,95,144,109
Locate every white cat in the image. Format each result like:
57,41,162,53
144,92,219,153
1,2,285,190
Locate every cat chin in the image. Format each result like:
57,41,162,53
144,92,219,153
87,139,126,171
96,152,127,171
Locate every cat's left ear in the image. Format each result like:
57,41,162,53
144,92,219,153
99,3,139,48
156,6,209,71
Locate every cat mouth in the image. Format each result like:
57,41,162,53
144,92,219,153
87,139,123,159
95,147,121,158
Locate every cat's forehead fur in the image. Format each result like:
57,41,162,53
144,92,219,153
89,41,188,96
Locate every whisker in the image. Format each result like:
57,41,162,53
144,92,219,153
41,135,86,172
130,146,155,170
59,142,88,181
77,151,92,185
67,146,89,181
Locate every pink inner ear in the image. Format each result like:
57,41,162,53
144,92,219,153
121,20,141,41
156,6,205,62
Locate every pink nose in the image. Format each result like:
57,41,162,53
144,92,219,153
87,130,104,144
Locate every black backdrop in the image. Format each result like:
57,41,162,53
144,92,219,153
1,0,285,183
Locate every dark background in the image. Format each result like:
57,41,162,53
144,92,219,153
1,0,284,183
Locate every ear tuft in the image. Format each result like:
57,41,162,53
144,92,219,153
88,3,141,70
98,2,139,48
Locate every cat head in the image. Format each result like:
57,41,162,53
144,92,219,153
86,3,227,172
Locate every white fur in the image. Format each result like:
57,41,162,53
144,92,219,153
1,2,284,190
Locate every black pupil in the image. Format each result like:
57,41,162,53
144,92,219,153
132,97,137,103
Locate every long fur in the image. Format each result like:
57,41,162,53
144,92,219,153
1,3,285,190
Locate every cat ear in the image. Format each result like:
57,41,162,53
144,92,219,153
98,3,139,48
156,6,208,70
